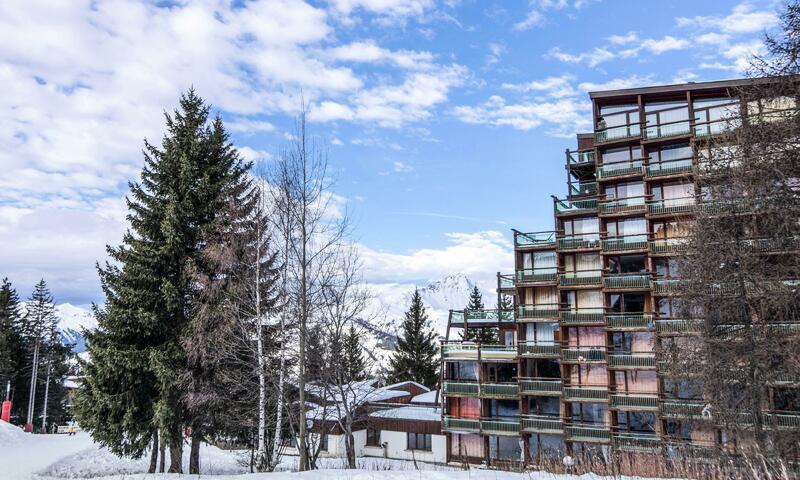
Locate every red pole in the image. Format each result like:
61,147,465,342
1,381,10,423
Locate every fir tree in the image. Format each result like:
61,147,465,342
387,290,438,387
75,90,249,472
0,278,23,402
343,323,366,382
460,286,497,344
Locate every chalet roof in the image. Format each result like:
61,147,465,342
410,390,439,404
369,406,442,422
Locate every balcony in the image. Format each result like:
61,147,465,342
559,269,602,287
521,415,563,434
479,382,519,399
562,347,607,363
479,345,519,361
567,149,596,166
497,273,515,292
661,399,706,419
597,159,644,180
564,423,612,443
606,313,653,331
647,197,696,216
695,117,738,138
480,417,520,436
441,343,517,361
514,230,557,249
656,318,703,335
651,278,682,295
449,309,515,327
643,120,692,140
645,157,693,179
559,309,605,326
519,377,562,396
518,341,560,358
554,197,599,216
599,196,647,216
602,234,648,252
614,433,661,452
764,412,800,430
608,352,657,370
558,233,601,251
610,392,659,411
603,272,651,290
563,385,608,402
569,181,598,197
595,124,641,144
442,381,479,397
517,267,558,285
517,304,559,321
649,238,688,255
442,416,480,433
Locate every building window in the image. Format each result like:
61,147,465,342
407,432,432,451
366,428,381,447
319,433,328,451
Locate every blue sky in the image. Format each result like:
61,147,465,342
0,0,782,304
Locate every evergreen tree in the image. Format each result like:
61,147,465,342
387,290,438,387
0,278,23,403
75,90,248,472
306,326,327,383
343,323,366,382
460,286,497,344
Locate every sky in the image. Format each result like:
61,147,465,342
0,0,783,305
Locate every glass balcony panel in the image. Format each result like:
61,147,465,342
521,415,563,434
514,231,557,248
603,273,650,290
603,234,648,252
558,233,601,250
610,392,659,410
563,385,608,402
649,238,689,255
606,313,654,330
597,159,644,179
559,269,603,286
567,150,596,165
644,121,691,139
595,124,641,144
570,182,598,197
443,381,480,396
614,433,661,452
498,273,515,290
517,267,558,284
519,378,562,396
562,347,607,362
600,196,646,215
647,197,696,215
554,198,599,214
608,352,656,369
564,423,612,443
442,343,478,359
480,382,519,399
645,157,693,178
480,417,520,436
518,341,560,357
560,309,605,325
443,416,481,432
517,304,559,320
655,318,703,335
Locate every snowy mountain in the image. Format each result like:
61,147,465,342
55,303,97,353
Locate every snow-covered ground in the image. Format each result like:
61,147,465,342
0,420,659,480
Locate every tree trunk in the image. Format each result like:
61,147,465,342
40,363,51,433
270,233,290,469
168,440,183,473
148,431,159,474
25,339,40,427
189,434,201,474
255,234,268,472
346,429,356,469
159,437,166,473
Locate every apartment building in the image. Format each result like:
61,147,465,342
439,77,798,468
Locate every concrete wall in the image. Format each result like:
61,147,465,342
362,430,446,464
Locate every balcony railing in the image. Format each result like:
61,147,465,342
599,196,647,215
695,118,739,138
562,347,607,363
442,381,479,396
569,181,598,197
595,124,641,144
649,237,689,255
643,120,692,140
614,433,661,452
560,309,605,326
602,234,648,252
603,273,651,290
519,377,562,396
645,157,693,178
651,278,681,295
606,313,653,330
597,159,644,180
481,417,520,436
558,233,601,250
608,352,657,369
518,341,560,357
559,269,602,287
563,385,609,402
479,345,519,361
521,415,563,434
554,197,599,215
442,416,480,433
480,382,519,399
463,309,515,323
517,267,558,284
517,304,559,320
656,318,703,335
441,343,517,361
514,230,557,249
647,197,696,216
564,423,612,443
661,400,706,419
610,392,659,410
497,273,515,291
764,412,800,430
567,149,596,166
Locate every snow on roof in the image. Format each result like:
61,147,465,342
370,406,442,422
382,380,430,392
305,379,409,406
411,390,439,404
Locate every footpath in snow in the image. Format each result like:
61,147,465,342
0,421,648,480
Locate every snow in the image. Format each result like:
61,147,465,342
0,420,29,447
382,381,429,393
370,406,441,422
410,391,439,404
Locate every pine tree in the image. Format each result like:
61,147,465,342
460,286,497,344
387,290,438,387
0,279,23,402
343,323,366,382
75,90,248,472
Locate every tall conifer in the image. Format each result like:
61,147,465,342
387,290,438,387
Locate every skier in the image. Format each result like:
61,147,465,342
68,424,76,436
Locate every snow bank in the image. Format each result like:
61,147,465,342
0,420,29,447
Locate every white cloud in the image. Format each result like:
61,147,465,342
452,94,592,136
326,0,436,24
677,3,778,34
514,10,545,30
328,41,435,70
501,74,576,97
641,36,690,54
607,32,638,45
226,118,275,134
547,46,615,67
238,146,273,163
486,43,506,66
392,161,414,173
577,75,655,93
